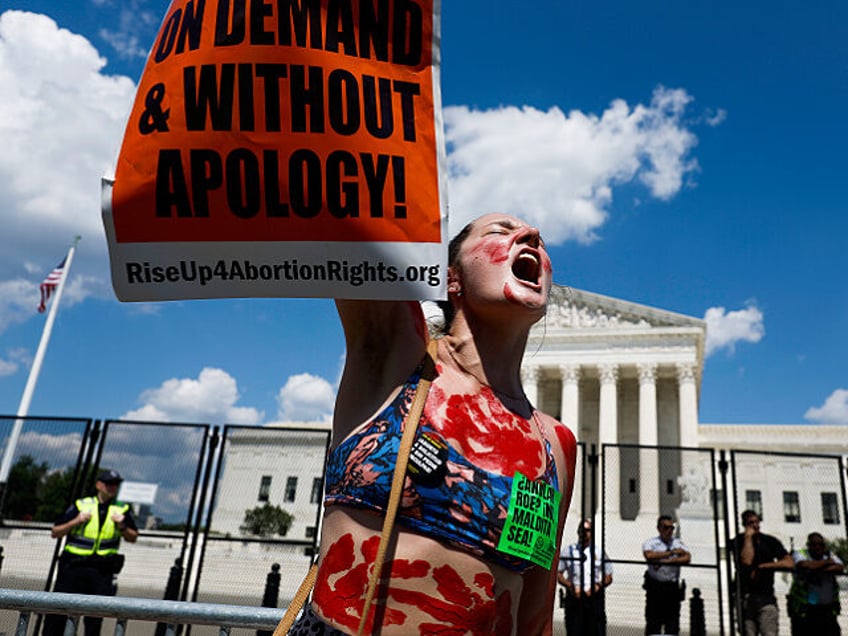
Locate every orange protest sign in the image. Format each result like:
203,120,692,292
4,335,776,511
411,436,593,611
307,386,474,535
103,0,447,301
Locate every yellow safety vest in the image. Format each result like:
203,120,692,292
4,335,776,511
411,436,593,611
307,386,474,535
64,496,129,557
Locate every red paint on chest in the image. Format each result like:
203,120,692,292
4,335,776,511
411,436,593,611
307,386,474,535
431,387,545,476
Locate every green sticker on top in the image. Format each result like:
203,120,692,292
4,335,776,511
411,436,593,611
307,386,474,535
496,472,561,569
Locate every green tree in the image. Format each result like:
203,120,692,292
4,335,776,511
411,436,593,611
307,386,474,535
157,522,188,532
35,466,76,522
4,455,49,520
829,537,848,564
240,504,293,538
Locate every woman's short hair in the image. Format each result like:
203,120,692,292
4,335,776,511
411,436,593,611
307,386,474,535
435,221,475,332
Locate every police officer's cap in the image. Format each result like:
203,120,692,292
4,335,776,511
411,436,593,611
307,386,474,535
97,470,123,484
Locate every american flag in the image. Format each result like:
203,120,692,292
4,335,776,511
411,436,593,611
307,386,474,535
38,258,67,313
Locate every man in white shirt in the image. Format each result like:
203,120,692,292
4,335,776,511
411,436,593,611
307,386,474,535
557,519,613,636
788,532,843,636
642,515,691,635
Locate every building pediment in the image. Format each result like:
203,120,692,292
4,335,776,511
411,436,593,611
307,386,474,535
538,285,705,331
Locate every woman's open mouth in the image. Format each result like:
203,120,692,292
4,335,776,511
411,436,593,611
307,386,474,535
512,251,541,286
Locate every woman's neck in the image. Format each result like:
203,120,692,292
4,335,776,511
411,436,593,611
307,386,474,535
442,330,526,402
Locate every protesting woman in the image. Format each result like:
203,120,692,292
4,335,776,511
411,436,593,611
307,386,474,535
291,213,577,635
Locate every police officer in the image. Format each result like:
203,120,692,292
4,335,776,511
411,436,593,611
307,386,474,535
44,470,138,636
642,515,691,635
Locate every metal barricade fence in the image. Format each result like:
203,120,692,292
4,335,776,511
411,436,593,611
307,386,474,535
0,588,283,636
594,443,727,636
727,449,848,635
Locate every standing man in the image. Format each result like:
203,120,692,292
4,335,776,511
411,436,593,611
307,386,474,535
44,470,138,636
642,515,691,635
557,519,613,636
730,509,794,636
788,531,843,636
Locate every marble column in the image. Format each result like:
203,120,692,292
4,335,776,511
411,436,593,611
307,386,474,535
521,365,541,409
677,363,699,448
637,363,660,519
598,363,619,516
559,364,581,518
559,364,580,436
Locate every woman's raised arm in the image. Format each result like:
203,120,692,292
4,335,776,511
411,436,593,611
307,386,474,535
333,300,430,438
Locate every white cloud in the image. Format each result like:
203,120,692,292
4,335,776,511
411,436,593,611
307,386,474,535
0,359,17,377
0,271,94,336
98,29,148,60
0,279,38,334
804,389,848,425
703,304,765,357
704,108,727,127
0,10,137,333
122,367,263,425
97,0,160,61
275,373,335,422
444,86,702,242
0,344,28,377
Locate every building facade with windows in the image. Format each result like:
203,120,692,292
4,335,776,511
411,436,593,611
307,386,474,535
698,424,846,545
209,425,329,541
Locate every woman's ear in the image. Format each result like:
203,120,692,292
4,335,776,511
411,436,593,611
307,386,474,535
447,267,461,296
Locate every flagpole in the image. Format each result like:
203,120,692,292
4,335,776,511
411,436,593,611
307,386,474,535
0,236,81,495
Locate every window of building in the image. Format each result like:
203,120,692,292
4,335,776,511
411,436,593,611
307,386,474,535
821,492,840,525
783,491,801,523
258,475,271,503
310,477,323,504
745,490,763,518
305,526,316,538
284,476,298,503
666,480,674,495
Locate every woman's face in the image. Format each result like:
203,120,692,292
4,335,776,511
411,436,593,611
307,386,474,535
451,213,552,317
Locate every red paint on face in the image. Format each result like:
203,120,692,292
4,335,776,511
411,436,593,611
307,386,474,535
431,386,545,477
468,238,510,264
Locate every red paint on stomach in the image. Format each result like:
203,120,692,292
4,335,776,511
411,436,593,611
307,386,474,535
313,532,514,634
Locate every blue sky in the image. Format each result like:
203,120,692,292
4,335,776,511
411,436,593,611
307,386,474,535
1,0,847,430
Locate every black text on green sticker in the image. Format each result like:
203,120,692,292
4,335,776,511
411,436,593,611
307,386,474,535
496,472,561,569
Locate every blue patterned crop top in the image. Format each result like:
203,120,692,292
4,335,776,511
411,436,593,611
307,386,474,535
324,361,560,572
